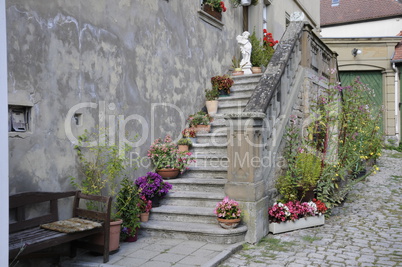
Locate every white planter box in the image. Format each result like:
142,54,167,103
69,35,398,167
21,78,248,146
269,215,325,234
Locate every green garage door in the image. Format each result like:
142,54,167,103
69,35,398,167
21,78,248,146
340,71,383,132
340,71,383,108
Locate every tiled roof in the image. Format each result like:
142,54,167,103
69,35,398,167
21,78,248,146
393,31,402,62
321,0,402,26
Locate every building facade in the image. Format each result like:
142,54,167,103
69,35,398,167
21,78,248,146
320,0,402,143
7,0,320,194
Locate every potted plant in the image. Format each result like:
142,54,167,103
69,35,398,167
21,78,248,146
177,137,193,152
231,56,244,76
268,199,327,234
205,88,220,115
115,177,141,242
214,196,242,229
250,29,278,73
135,172,173,207
211,75,234,96
147,135,195,178
182,128,197,144
70,129,134,251
187,111,211,133
202,0,227,20
138,195,152,222
229,0,258,7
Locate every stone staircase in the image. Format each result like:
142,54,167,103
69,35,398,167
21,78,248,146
140,74,262,244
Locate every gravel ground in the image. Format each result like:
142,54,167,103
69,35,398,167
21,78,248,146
219,149,402,267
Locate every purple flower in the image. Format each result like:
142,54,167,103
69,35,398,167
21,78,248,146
135,172,172,199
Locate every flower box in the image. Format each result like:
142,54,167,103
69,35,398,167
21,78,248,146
269,215,325,234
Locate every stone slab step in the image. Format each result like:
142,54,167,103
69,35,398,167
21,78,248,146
192,143,227,154
231,73,262,84
150,205,216,224
195,132,228,145
167,178,226,192
181,166,227,179
163,191,226,207
191,153,228,169
217,104,246,114
139,220,247,244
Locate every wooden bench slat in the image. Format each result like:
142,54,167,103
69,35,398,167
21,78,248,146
9,191,111,263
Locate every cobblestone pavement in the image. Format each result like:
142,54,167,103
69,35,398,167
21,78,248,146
219,150,402,267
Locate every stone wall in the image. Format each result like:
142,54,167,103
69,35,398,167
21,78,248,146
7,0,244,193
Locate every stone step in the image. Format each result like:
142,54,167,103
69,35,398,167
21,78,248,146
167,178,227,193
217,102,247,114
218,95,250,106
163,191,226,207
149,205,216,224
191,143,227,154
191,153,228,169
180,166,227,179
195,132,228,145
231,73,262,84
139,220,248,244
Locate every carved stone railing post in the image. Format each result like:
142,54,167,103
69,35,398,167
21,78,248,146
224,112,268,243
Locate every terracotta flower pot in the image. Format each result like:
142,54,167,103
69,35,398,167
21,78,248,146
217,217,241,229
140,212,150,222
156,168,180,179
232,70,244,76
178,145,189,152
194,124,211,134
251,67,262,74
90,219,122,252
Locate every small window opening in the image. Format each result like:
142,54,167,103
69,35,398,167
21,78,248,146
9,106,31,132
332,0,340,6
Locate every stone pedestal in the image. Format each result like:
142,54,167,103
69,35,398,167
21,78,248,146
242,63,252,75
224,113,269,243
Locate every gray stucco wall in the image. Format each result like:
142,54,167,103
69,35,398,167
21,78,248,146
7,0,244,193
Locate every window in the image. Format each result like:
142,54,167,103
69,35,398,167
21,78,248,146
332,0,340,6
9,105,31,132
285,12,290,28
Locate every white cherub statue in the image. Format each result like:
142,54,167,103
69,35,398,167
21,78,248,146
236,31,252,74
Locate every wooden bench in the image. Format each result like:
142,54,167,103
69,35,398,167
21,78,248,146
9,191,112,263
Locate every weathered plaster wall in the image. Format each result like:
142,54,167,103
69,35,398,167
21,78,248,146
7,0,243,193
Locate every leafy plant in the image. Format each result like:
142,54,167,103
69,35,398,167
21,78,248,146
138,195,152,213
177,137,192,146
250,30,267,67
115,177,141,237
205,88,219,101
214,196,242,219
203,0,227,12
295,153,321,188
187,111,211,126
135,172,173,199
147,135,195,173
250,29,277,67
211,75,234,95
182,128,196,138
231,56,244,69
70,129,134,213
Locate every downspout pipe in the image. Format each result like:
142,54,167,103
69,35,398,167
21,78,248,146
392,62,399,142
